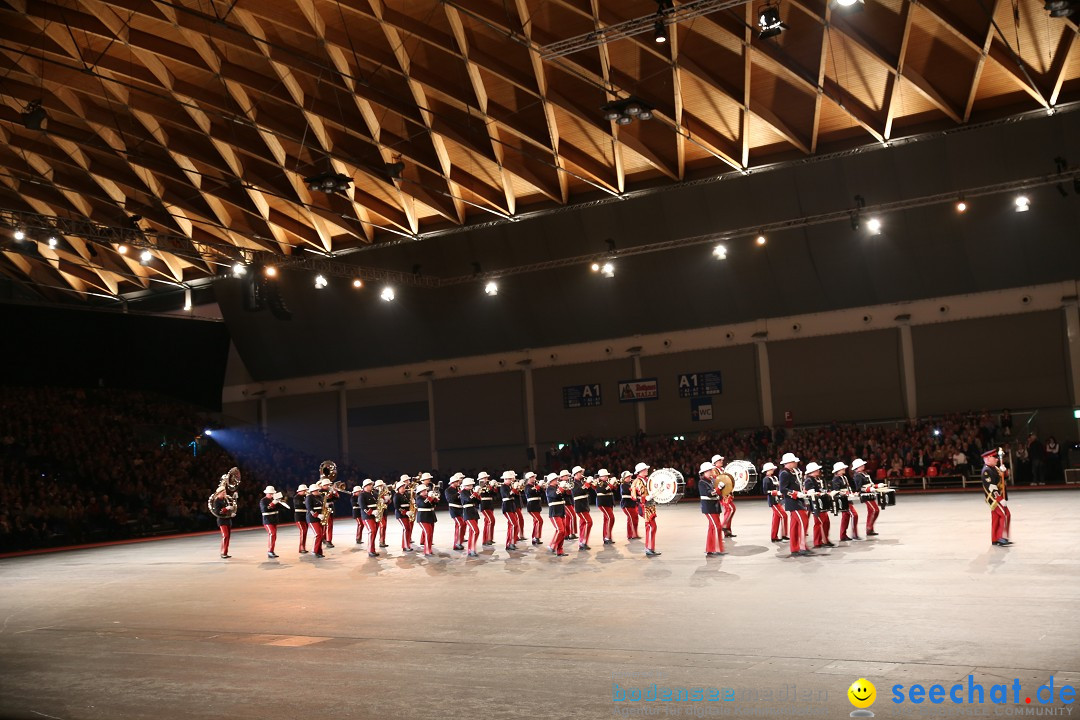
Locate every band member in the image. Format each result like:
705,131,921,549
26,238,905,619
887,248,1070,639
545,473,568,557
572,468,593,550
499,471,522,550
761,463,787,543
211,486,234,559
562,469,578,539
305,482,326,558
831,462,860,541
374,480,390,547
803,462,833,548
711,455,736,538
524,473,545,544
260,485,283,558
852,458,879,536
357,479,379,557
698,462,725,556
513,475,527,542
393,477,414,552
594,469,616,545
460,478,481,557
477,471,496,545
779,453,811,557
323,481,339,548
982,449,1013,547
351,484,365,544
630,462,659,556
446,474,465,551
414,483,437,556
619,470,640,540
293,484,309,553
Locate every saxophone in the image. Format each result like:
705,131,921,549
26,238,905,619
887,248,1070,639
374,486,390,523
406,481,418,522
631,476,655,521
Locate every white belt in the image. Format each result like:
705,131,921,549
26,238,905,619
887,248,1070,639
417,508,434,513
448,503,462,508
573,495,588,501
366,504,378,509
310,506,323,511
463,503,476,507
596,492,613,496
261,512,276,515
548,500,565,505
501,498,516,502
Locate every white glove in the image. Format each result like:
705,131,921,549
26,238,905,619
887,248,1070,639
797,492,806,499
876,483,887,489
1000,500,1008,508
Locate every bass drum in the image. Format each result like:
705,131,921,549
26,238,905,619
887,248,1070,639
647,468,686,505
724,460,759,493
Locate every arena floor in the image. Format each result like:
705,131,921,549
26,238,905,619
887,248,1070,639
1,491,1078,720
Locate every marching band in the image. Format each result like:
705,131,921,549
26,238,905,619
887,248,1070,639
210,446,1022,561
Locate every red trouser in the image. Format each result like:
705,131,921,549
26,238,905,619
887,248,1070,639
503,511,521,547
219,526,231,555
865,500,880,532
397,517,413,549
325,514,334,543
296,519,308,551
529,511,543,539
642,508,657,552
788,510,808,553
705,513,724,553
264,524,277,552
355,517,364,542
840,505,859,538
722,497,736,531
418,521,434,554
481,509,495,544
549,516,566,554
309,522,325,555
452,516,465,548
991,505,1012,542
577,509,593,546
623,506,640,539
599,506,615,540
364,518,378,553
565,506,578,535
514,509,526,539
812,512,831,546
377,517,386,544
770,504,787,540
465,519,479,553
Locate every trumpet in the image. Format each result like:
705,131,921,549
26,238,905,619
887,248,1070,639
558,479,573,491
272,491,292,510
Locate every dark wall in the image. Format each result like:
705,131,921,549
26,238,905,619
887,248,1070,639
770,329,905,424
266,392,339,460
0,302,229,409
913,311,1070,415
533,359,638,444
433,373,527,469
640,345,761,432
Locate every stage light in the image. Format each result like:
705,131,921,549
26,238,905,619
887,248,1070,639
591,262,601,272
1015,195,1030,212
13,229,25,241
314,274,328,289
485,281,498,296
867,217,882,234
601,262,615,278
265,266,278,278
47,236,57,248
654,20,667,43
140,249,153,263
204,428,213,437
381,286,395,301
933,428,941,437
117,244,128,254
755,235,766,246
956,200,967,213
232,263,247,277
352,278,363,288
757,3,786,38
713,244,728,259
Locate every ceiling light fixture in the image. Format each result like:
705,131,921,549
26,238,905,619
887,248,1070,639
757,2,786,39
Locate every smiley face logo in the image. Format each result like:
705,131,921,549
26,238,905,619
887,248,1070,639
848,678,877,709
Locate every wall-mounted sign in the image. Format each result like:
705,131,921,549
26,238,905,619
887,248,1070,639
691,397,713,421
678,371,723,398
618,378,659,403
563,384,602,409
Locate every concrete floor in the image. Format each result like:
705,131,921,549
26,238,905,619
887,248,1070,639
1,492,1078,720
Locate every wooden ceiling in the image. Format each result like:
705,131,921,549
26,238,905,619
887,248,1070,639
1,0,1078,301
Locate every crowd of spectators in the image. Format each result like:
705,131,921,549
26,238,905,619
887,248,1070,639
0,386,1069,552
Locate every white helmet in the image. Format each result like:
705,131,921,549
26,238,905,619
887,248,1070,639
780,452,800,465
634,462,650,474
805,462,822,474
832,461,848,473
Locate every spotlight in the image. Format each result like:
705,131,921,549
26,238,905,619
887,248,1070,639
600,97,654,126
140,249,153,263
485,281,499,296
601,262,615,278
314,274,328,289
1015,195,1030,212
932,428,941,437
232,262,247,277
654,19,668,43
20,100,47,131
13,229,25,241
47,236,58,248
755,234,766,246
117,244,128,254
867,217,882,234
832,0,864,7
204,428,214,437
757,3,786,39
713,244,728,259
304,171,352,193
381,286,395,301
352,278,363,288
956,200,967,213
1045,0,1079,18
591,262,601,272
265,266,278,277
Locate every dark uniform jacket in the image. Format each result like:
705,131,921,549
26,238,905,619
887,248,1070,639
698,478,720,514
259,496,279,526
779,469,805,512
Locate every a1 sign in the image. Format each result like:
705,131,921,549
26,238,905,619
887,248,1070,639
563,384,602,409
678,371,723,398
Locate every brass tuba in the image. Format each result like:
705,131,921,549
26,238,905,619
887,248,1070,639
319,460,338,482
208,467,240,519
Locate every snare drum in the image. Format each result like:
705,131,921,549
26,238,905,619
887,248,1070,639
878,489,897,507
816,492,834,513
835,493,850,512
859,492,876,505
